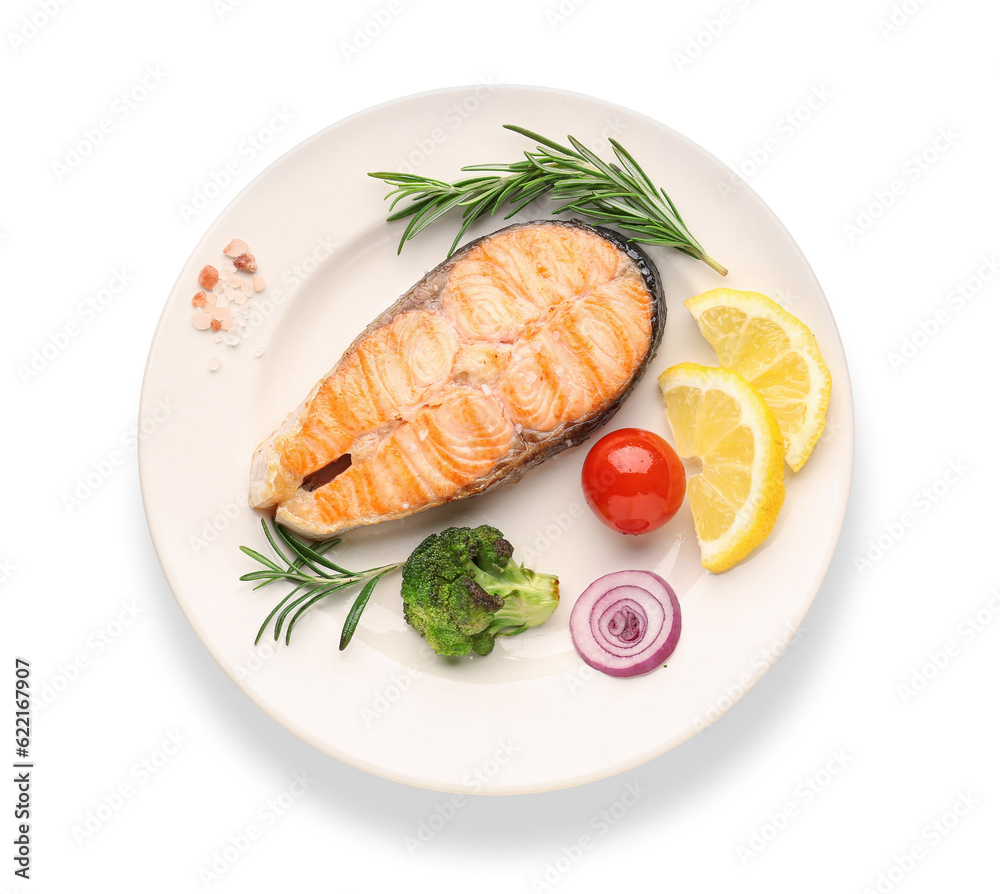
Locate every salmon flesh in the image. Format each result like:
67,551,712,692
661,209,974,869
250,220,665,537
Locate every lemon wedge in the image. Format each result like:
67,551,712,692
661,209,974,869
658,362,785,573
684,289,831,472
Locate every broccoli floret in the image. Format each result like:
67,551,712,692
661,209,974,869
400,525,560,658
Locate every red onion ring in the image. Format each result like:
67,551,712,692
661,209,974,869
570,571,681,677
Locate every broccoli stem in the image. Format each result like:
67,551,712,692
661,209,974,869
470,563,560,637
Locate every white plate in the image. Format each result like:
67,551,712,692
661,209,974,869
139,85,853,794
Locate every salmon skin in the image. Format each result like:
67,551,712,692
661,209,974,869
250,220,665,538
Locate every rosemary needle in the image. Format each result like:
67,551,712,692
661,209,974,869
240,518,401,650
369,124,727,276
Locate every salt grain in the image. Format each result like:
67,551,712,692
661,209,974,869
198,265,219,289
226,273,241,289
208,357,222,371
254,348,265,358
191,309,212,330
223,238,248,257
252,274,265,292
240,279,253,297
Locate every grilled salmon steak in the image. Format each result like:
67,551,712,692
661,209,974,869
250,220,665,537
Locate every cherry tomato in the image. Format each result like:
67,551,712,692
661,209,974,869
582,428,686,535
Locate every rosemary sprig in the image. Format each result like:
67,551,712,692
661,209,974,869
369,124,727,276
240,518,402,650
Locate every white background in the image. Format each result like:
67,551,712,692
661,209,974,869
2,0,997,891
